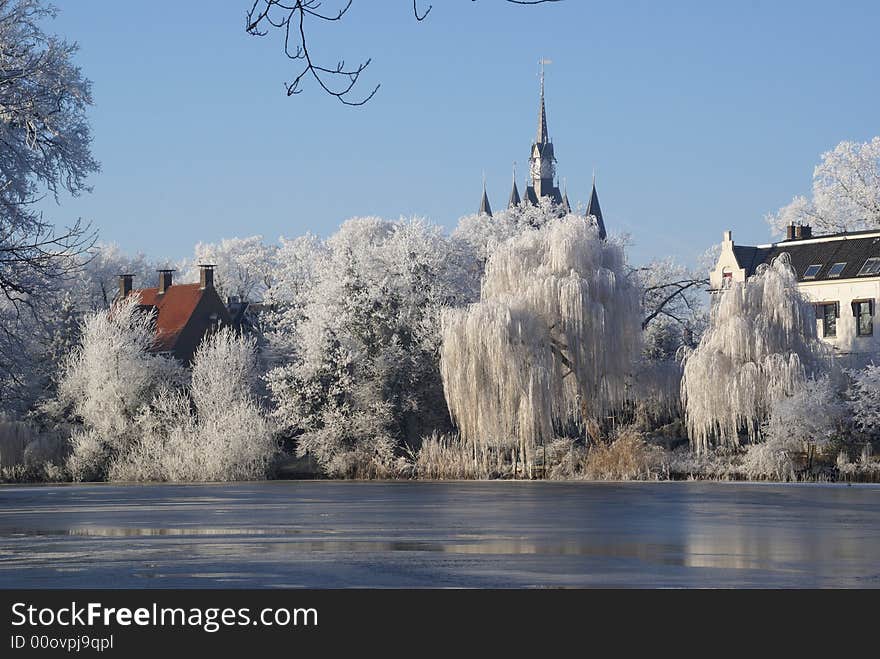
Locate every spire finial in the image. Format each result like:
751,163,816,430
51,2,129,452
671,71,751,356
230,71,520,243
592,168,596,187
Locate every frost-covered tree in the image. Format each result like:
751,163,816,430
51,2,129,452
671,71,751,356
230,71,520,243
185,236,277,302
766,137,880,236
53,295,183,480
453,197,560,267
66,242,160,311
0,0,99,393
848,364,880,437
681,254,827,453
266,217,476,477
440,212,641,468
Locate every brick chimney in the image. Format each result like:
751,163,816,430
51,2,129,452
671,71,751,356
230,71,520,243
118,274,133,299
157,269,174,294
199,264,215,290
793,224,813,240
786,223,797,240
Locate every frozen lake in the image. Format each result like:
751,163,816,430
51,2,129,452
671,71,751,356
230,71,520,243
0,481,878,588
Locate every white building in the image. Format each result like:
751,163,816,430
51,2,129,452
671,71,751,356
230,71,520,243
710,225,880,366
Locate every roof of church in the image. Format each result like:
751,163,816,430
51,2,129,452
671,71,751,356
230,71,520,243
479,185,492,217
732,230,880,282
586,182,606,239
525,185,563,206
508,179,521,208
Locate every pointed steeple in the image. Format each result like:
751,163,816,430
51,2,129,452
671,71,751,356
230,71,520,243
586,174,606,239
508,163,521,208
536,64,549,145
479,177,492,217
561,178,571,214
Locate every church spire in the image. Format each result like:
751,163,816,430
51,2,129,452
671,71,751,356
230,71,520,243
508,163,521,208
536,60,549,145
561,178,571,214
586,173,606,239
479,176,492,217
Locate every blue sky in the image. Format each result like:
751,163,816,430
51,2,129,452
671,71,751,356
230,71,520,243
42,1,879,268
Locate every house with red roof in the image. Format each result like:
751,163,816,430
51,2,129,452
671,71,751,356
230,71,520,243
118,264,232,363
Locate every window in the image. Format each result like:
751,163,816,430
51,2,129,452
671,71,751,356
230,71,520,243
827,262,846,278
722,269,733,288
853,299,875,336
803,264,822,279
858,258,880,276
816,302,839,338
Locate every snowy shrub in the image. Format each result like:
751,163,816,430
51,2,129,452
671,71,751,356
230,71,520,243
294,399,397,479
681,253,827,453
440,211,641,472
741,377,845,481
111,328,275,482
848,364,880,436
56,296,184,480
763,377,845,449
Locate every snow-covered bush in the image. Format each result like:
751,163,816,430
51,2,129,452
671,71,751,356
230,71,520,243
743,377,845,480
441,211,641,471
56,295,183,480
111,328,275,482
848,364,880,437
681,253,826,453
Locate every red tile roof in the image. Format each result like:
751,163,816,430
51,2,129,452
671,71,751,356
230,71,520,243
135,284,206,353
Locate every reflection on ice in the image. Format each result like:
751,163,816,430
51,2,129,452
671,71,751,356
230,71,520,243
0,481,877,588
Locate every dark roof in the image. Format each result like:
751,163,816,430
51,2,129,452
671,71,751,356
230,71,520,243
135,283,207,352
734,232,880,282
562,190,571,214
525,185,563,206
585,183,606,240
478,186,492,217
508,179,521,208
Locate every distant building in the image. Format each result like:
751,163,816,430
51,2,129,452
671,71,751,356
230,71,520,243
478,65,606,240
118,264,231,363
710,224,880,365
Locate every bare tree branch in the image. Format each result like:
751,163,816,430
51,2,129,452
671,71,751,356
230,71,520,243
246,0,561,105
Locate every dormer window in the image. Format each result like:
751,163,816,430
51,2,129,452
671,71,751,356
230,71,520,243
827,262,846,278
803,264,822,279
857,258,880,276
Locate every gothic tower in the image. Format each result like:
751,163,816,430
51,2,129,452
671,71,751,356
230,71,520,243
525,65,563,205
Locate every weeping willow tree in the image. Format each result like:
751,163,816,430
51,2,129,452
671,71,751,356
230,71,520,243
681,253,827,454
439,214,641,473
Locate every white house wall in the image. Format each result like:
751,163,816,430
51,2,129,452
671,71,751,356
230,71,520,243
798,278,880,365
